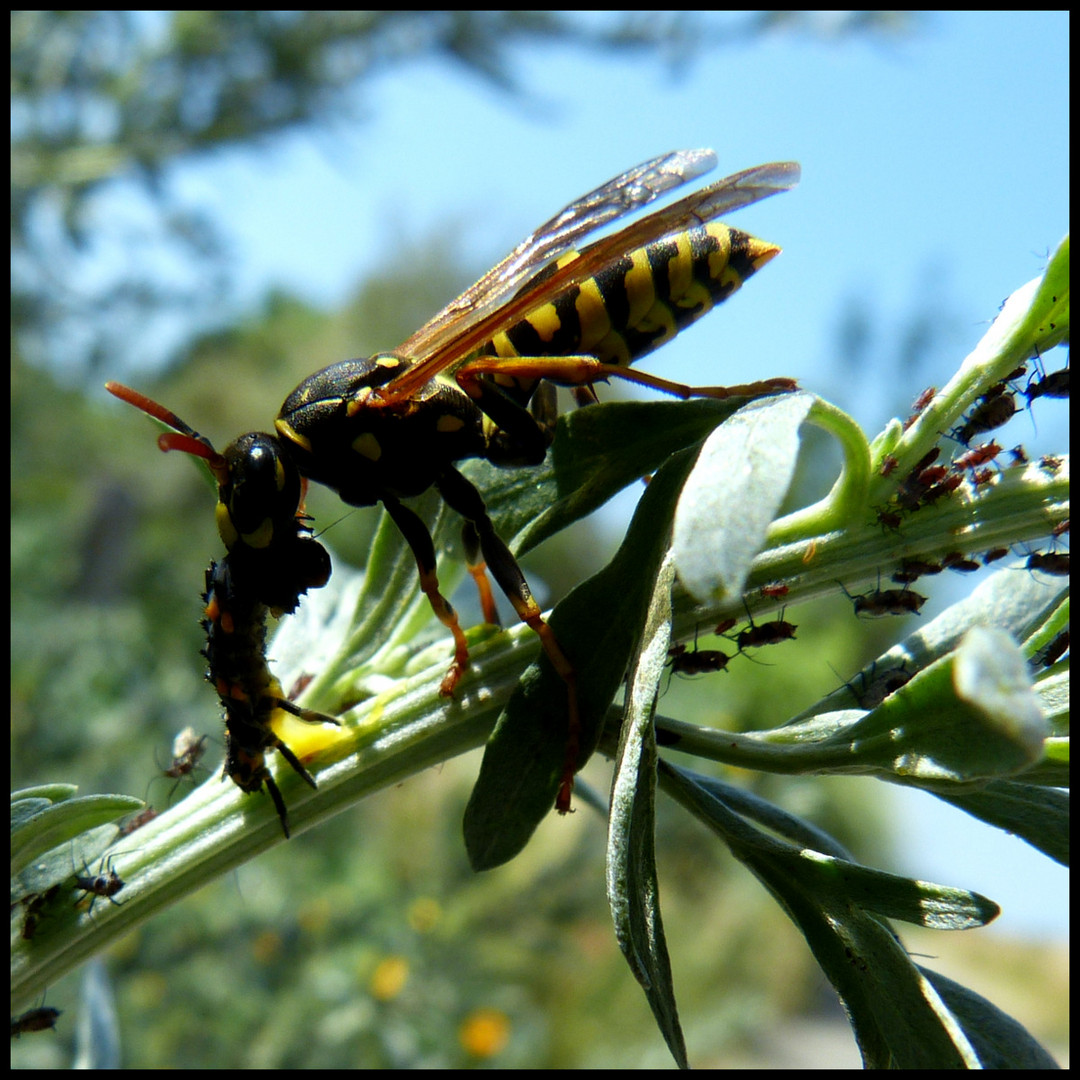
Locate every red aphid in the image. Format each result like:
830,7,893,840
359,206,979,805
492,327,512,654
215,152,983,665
902,386,937,429
759,581,789,600
953,441,1002,471
920,473,963,505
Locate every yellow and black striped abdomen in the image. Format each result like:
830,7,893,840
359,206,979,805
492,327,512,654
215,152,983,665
485,223,781,369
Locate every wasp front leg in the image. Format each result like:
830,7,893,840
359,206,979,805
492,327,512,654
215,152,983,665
381,494,472,697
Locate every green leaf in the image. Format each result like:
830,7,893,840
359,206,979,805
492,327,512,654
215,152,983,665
658,762,1004,1068
606,554,686,1068
920,966,1063,1069
466,395,771,557
672,391,812,599
11,789,142,878
463,442,701,870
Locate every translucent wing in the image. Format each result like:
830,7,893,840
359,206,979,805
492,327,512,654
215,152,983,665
394,149,717,364
383,158,800,401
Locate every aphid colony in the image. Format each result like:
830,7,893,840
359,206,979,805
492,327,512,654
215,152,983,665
667,346,1067,693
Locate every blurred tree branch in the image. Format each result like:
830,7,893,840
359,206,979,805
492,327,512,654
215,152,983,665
11,10,917,378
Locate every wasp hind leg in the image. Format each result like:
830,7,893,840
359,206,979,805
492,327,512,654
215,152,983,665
456,353,797,405
436,466,580,814
462,521,500,626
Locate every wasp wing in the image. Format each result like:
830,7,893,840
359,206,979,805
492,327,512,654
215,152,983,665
394,149,716,366
383,159,799,401
384,152,712,365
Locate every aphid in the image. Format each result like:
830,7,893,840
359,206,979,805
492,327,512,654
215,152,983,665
1026,368,1069,401
942,553,980,573
73,853,125,914
758,581,790,601
919,473,963,506
666,632,731,689
953,440,1002,471
163,727,209,781
902,386,936,430
11,1006,61,1039
1023,354,1069,404
891,558,942,585
714,617,738,636
1050,518,1070,539
667,645,731,676
875,508,904,532
17,884,61,941
917,465,948,487
837,580,927,619
908,447,941,474
838,661,913,709
287,672,315,700
895,448,942,510
1030,628,1069,669
896,464,948,511
982,548,1009,565
911,386,937,412
117,807,159,838
1039,454,1063,474
951,383,1017,444
1027,552,1069,577
728,603,797,650
1007,445,1028,466
879,454,899,477
154,726,210,807
970,467,995,487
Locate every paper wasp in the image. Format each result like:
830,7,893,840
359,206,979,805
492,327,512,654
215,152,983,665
107,149,800,823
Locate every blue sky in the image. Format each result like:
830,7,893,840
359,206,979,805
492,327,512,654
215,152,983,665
166,12,1067,410
151,12,1068,939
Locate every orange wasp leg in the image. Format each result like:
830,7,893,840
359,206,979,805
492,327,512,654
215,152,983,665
381,495,471,697
435,467,581,813
462,520,501,626
454,354,797,403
